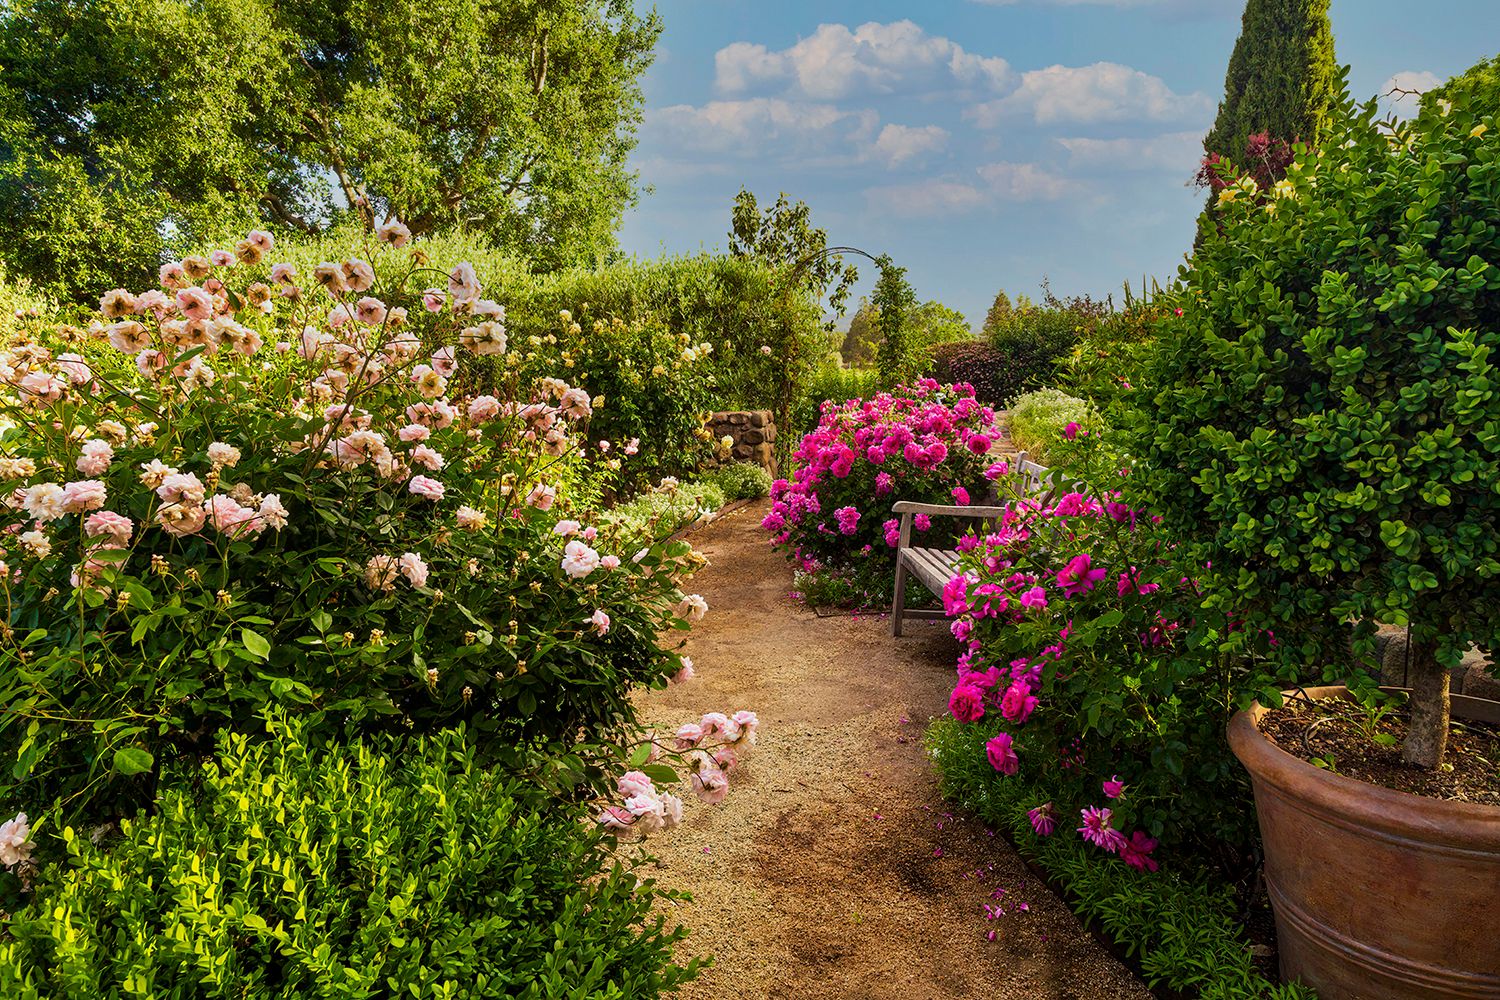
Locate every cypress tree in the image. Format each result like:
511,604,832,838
1204,0,1339,162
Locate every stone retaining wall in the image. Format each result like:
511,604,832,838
708,410,777,474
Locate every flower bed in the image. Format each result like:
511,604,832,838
763,380,1009,600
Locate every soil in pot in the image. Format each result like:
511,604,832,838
1259,695,1500,806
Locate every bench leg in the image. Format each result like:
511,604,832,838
890,557,909,637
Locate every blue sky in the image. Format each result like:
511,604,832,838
617,0,1497,328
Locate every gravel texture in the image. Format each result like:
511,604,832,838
635,501,1152,1000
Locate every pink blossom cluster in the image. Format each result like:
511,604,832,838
763,380,1007,575
598,709,761,836
942,488,1169,874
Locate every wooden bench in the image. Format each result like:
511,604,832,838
889,453,1061,637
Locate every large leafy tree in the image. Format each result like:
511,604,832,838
1203,0,1338,168
1420,54,1499,115
0,0,659,296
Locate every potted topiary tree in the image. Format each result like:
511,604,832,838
1137,75,1500,999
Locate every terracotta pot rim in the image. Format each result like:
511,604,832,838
1228,685,1500,850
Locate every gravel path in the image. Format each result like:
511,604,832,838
637,501,1152,1000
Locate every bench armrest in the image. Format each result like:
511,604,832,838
890,501,1010,519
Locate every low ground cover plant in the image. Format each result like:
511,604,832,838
764,380,1009,601
1006,389,1101,467
1,714,701,999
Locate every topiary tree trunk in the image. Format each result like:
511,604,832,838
1404,643,1451,769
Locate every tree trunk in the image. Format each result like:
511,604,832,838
1402,641,1450,769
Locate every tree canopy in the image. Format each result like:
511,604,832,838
0,0,659,296
1421,54,1499,115
1203,0,1338,163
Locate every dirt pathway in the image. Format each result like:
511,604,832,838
639,501,1152,1000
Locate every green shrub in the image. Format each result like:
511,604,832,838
1007,389,1101,466
786,359,879,440
0,233,699,827
599,479,727,549
702,462,772,501
0,259,54,336
0,715,699,999
1137,79,1500,766
928,717,1313,1000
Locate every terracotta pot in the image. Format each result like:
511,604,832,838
1228,685,1500,999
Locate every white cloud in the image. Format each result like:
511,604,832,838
1058,130,1204,173
715,20,1011,100
866,160,1073,217
871,124,950,167
650,99,879,157
976,161,1074,199
1381,70,1443,117
967,62,1212,126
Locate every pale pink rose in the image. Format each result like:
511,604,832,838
175,287,213,321
455,505,486,531
341,259,375,293
699,712,740,742
398,423,430,443
600,554,621,570
61,479,108,513
377,220,411,247
205,494,259,538
525,484,556,511
422,288,445,313
386,306,408,328
582,526,598,542
597,805,634,830
732,710,760,746
691,765,729,805
590,609,611,635
210,249,235,267
618,771,655,798
670,660,695,685
431,346,457,377
56,353,93,385
411,444,444,471
0,812,35,867
159,262,187,289
674,723,704,750
246,229,274,252
76,439,114,475
108,321,151,353
156,502,206,537
84,510,133,545
624,438,640,456
408,475,445,501
19,371,65,402
156,472,206,506
257,493,289,530
398,551,428,587
327,303,354,329
135,349,166,377
364,555,399,592
560,539,600,579
447,262,480,303
135,289,172,320
354,296,387,326
22,483,66,522
467,395,501,423
553,519,581,536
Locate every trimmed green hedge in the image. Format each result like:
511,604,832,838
1,716,700,999
927,718,1314,1000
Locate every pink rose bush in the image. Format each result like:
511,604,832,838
932,447,1264,866
0,229,732,832
764,380,1008,599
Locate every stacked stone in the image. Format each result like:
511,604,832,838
707,410,776,474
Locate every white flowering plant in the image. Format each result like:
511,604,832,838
0,229,708,828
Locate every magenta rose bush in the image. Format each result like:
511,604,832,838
763,379,1009,600
935,436,1271,866
0,227,748,842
